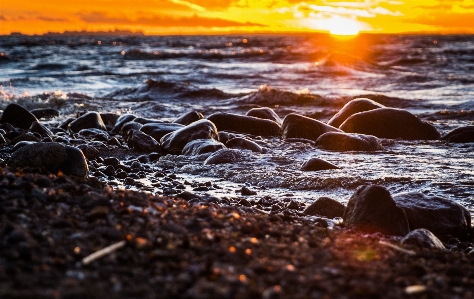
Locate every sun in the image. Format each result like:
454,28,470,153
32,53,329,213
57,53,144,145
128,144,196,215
327,17,360,36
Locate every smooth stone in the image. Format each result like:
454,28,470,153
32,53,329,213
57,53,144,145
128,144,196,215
133,117,163,125
343,185,410,236
161,119,218,155
182,139,227,156
301,158,339,171
246,107,282,124
218,131,237,144
304,197,345,218
30,108,60,119
78,128,109,141
241,186,257,196
402,228,446,249
441,126,474,143
174,110,204,126
316,132,382,151
0,103,39,130
76,144,100,160
226,137,263,153
327,98,384,128
29,121,53,138
121,121,143,137
177,191,201,201
68,112,106,133
13,141,37,151
8,142,88,177
340,108,440,140
126,130,160,152
203,149,246,165
111,114,137,134
59,118,75,130
281,113,341,142
208,112,280,137
10,133,40,145
140,122,184,141
393,192,471,239
100,113,120,131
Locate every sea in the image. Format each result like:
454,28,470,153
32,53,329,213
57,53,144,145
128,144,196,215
1,33,474,217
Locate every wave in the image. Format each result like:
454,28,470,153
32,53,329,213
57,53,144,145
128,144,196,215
29,63,69,71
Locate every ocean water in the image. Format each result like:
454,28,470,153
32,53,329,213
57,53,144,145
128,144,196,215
1,33,474,215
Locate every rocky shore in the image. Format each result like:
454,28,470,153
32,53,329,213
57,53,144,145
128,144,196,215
1,100,474,298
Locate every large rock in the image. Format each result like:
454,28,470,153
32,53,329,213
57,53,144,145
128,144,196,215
393,192,471,239
140,122,184,141
343,185,410,236
0,103,39,130
316,132,382,151
226,137,263,153
328,98,384,128
401,229,445,249
208,112,280,137
304,197,345,218
340,108,440,140
161,119,218,155
126,130,160,152
29,121,54,138
441,126,474,143
182,139,226,156
281,113,341,142
68,112,106,133
174,110,204,126
8,142,88,177
301,158,339,171
246,107,282,124
203,149,246,165
111,114,137,134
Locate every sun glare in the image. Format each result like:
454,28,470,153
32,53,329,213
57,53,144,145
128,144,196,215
327,17,360,36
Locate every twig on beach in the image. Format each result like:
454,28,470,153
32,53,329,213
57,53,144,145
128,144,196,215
379,241,416,255
82,240,127,265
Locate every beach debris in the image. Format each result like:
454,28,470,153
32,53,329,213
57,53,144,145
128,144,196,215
82,240,127,265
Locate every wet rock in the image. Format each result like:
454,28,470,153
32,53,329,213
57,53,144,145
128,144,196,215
182,139,226,156
301,158,339,171
161,119,219,155
393,192,471,239
0,134,6,144
8,142,88,177
100,113,120,131
402,229,445,249
208,112,280,136
140,122,184,141
10,133,40,145
218,131,236,144
126,130,160,152
340,108,440,140
133,117,163,125
204,149,246,165
174,110,204,126
177,191,201,201
121,121,143,136
111,114,137,134
0,103,39,130
29,121,53,138
241,186,257,196
79,128,109,141
328,98,384,128
246,107,282,124
282,113,341,142
13,141,37,151
316,132,382,151
76,144,100,160
30,108,60,119
68,112,107,133
226,137,263,153
343,185,410,236
59,118,75,130
441,126,474,143
304,197,345,218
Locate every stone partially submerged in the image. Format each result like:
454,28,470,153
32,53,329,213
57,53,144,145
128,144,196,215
282,113,341,142
327,98,384,128
68,112,107,133
0,103,39,130
441,126,474,143
182,139,226,156
208,112,280,137
316,132,382,151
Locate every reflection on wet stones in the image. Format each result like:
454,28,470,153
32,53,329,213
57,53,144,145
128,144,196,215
316,132,382,151
208,112,280,136
301,158,339,171
204,149,247,165
282,113,341,142
182,139,226,156
327,98,384,128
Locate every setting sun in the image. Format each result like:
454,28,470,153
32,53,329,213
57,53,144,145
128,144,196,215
327,17,360,36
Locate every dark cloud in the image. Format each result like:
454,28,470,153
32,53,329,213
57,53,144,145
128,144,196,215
0,15,6,21
37,16,68,22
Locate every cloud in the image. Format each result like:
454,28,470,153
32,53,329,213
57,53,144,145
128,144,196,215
407,11,474,29
0,15,6,21
183,0,236,9
37,16,68,22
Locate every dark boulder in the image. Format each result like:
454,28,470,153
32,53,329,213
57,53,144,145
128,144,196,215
246,107,282,124
30,108,60,119
340,108,440,140
111,114,137,134
140,122,184,141
10,133,40,145
441,126,474,143
174,110,204,126
29,121,53,138
182,139,226,156
301,158,339,171
126,130,160,152
8,142,88,177
76,144,100,160
133,117,163,125
0,103,39,130
100,113,120,131
393,192,471,239
304,197,345,218
282,113,341,142
226,137,263,153
68,112,106,133
204,149,246,165
328,98,384,128
316,132,382,151
121,121,143,136
59,118,75,130
343,185,410,236
161,119,218,155
208,112,280,137
79,128,109,141
401,229,445,249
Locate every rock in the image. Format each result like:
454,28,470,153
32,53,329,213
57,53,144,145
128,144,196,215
304,197,345,218
78,128,109,141
246,107,282,124
402,229,445,249
126,130,160,152
111,114,137,134
0,103,39,130
316,132,382,151
174,110,204,126
327,98,384,128
13,141,37,151
59,118,75,130
140,122,184,141
177,191,201,201
182,139,227,156
68,112,107,133
8,142,88,177
301,158,339,171
77,144,99,160
161,119,219,155
204,149,246,165
343,185,410,236
30,108,60,119
133,117,163,125
100,113,120,131
208,112,280,136
10,133,40,145
241,186,257,196
217,131,235,144
281,113,341,142
441,126,474,143
121,121,143,136
226,137,263,153
29,121,53,138
340,108,440,140
393,192,471,239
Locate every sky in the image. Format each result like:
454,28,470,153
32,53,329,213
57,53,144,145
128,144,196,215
1,0,474,35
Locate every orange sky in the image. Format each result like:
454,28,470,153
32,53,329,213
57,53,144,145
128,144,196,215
1,0,474,35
